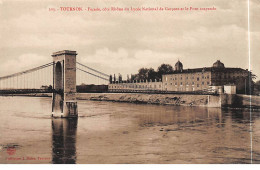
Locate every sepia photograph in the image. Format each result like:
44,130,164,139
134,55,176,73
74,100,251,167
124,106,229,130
0,0,260,165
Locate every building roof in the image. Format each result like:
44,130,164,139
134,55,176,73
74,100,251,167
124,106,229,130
174,60,183,71
164,67,247,75
213,60,225,68
175,60,183,67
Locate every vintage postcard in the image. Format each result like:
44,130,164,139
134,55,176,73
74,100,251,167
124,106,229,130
0,0,260,164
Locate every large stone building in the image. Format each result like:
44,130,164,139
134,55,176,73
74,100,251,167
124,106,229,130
109,60,251,94
163,60,250,93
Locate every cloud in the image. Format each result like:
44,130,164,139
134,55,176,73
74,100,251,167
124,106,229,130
78,48,179,76
0,0,259,80
0,53,49,76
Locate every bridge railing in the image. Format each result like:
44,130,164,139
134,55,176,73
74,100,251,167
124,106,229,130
0,89,53,94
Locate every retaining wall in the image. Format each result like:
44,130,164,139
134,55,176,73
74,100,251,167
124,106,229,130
77,93,217,107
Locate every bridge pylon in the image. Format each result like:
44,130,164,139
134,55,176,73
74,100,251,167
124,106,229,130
51,50,78,118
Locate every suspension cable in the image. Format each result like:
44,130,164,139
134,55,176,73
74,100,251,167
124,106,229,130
76,62,109,77
0,62,53,80
76,67,109,81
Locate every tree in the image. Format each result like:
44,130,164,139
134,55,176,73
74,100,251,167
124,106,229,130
157,64,174,78
136,68,150,80
255,80,260,91
133,68,159,81
109,75,113,83
48,85,52,90
131,74,137,81
245,71,257,95
255,80,260,85
147,68,158,80
249,71,257,81
131,63,174,81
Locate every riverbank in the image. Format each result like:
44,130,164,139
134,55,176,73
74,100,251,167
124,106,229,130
1,93,260,110
77,93,260,110
77,93,211,106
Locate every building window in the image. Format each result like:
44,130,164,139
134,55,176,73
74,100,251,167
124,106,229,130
202,82,204,85
197,84,199,87
170,83,172,85
180,82,182,85
192,82,194,85
207,82,210,85
197,77,200,81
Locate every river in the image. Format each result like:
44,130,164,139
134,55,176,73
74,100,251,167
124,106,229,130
0,96,260,164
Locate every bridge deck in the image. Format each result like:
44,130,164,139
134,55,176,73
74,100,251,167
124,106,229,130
0,89,53,94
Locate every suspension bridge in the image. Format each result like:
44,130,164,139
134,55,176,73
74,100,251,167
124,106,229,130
0,50,110,118
0,53,109,94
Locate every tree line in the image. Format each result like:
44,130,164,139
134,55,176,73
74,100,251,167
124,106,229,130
130,64,174,81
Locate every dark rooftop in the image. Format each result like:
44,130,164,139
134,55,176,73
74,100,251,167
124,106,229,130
164,67,247,75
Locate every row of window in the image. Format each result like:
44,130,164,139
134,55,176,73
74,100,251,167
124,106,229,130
168,87,205,91
111,81,211,89
165,75,210,81
214,75,246,79
165,81,210,86
110,84,162,89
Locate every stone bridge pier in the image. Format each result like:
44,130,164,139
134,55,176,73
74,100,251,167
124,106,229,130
51,50,78,118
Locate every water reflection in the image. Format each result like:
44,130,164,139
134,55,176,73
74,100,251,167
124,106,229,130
52,118,78,164
230,110,251,124
136,106,224,128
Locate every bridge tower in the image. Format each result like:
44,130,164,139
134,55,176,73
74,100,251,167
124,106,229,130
52,50,78,118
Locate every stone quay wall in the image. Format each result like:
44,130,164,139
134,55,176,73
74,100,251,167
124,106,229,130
77,93,260,109
77,93,220,107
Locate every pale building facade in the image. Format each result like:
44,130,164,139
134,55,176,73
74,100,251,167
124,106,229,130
109,80,163,91
108,60,250,94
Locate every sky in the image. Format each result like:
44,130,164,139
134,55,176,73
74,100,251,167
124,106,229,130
0,0,259,81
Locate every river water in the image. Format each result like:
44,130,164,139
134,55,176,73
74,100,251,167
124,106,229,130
0,96,260,164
